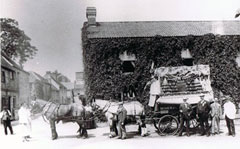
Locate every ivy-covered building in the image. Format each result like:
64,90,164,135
82,7,240,103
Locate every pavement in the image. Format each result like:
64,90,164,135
1,116,240,149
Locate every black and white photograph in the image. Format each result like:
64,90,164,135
1,0,240,149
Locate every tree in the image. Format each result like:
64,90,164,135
0,18,37,66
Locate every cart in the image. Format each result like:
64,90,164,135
148,65,214,135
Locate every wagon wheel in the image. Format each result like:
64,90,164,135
158,115,179,135
153,118,160,131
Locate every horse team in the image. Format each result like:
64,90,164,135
32,95,236,140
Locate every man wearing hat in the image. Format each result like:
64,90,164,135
223,97,236,137
0,106,14,135
178,97,192,136
197,95,211,136
117,102,127,139
210,97,222,135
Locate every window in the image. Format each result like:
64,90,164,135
9,71,14,80
119,51,136,74
236,53,240,67
181,49,193,66
182,58,194,66
122,61,135,73
1,71,6,83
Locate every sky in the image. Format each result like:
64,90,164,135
1,0,239,81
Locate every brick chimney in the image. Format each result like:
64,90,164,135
86,7,96,26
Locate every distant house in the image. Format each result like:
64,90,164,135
44,72,67,104
45,70,71,83
61,82,74,104
74,72,85,96
1,52,30,119
29,71,51,101
82,7,240,102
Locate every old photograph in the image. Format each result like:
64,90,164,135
1,0,240,149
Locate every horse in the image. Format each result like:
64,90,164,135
94,100,148,138
31,99,93,140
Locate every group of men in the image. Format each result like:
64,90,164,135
178,95,237,137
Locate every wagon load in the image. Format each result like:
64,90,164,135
147,65,214,135
155,65,213,105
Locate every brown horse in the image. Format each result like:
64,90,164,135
31,99,92,140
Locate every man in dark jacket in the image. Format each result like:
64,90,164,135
178,98,192,136
0,106,14,135
197,95,211,136
117,102,127,139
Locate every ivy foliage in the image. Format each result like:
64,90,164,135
82,25,240,103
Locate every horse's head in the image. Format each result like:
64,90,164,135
30,99,48,114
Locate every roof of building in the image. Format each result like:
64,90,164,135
44,74,67,90
29,71,49,83
61,82,74,90
1,52,29,74
86,21,240,38
1,55,15,70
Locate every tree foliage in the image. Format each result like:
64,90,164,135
0,18,37,65
82,24,240,103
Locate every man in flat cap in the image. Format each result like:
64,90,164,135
197,95,211,136
117,102,127,139
178,97,192,136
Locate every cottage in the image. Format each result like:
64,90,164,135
82,7,240,103
1,52,30,119
44,72,68,104
29,71,51,101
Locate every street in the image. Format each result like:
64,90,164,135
0,116,240,149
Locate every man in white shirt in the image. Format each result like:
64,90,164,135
223,97,236,137
144,74,161,111
18,103,32,141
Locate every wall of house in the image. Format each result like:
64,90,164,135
43,83,51,100
1,67,19,119
18,70,30,107
51,90,60,103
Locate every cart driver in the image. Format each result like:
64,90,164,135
178,97,192,136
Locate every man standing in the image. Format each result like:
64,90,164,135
117,102,127,139
144,74,161,111
0,106,14,135
210,98,222,135
18,103,32,142
223,97,236,137
178,98,192,136
197,95,211,136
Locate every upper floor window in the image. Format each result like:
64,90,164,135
9,71,14,80
181,49,193,66
119,51,136,74
1,71,6,83
236,53,240,67
122,61,135,73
